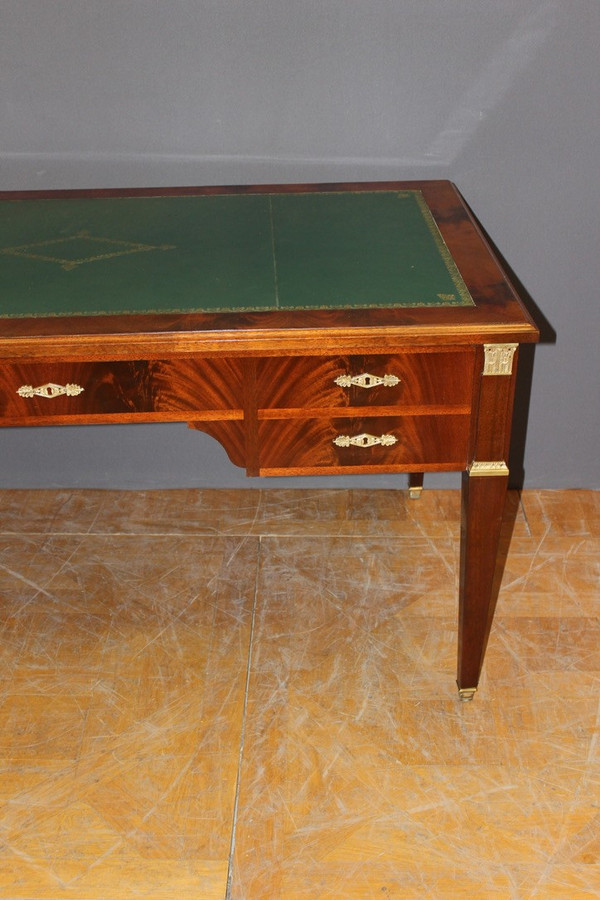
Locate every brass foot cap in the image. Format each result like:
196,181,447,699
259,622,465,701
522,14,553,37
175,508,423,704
458,687,477,702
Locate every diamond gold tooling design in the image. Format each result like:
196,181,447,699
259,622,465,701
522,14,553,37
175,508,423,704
1,230,175,271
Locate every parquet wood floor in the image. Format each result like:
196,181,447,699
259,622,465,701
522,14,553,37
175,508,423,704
0,489,598,899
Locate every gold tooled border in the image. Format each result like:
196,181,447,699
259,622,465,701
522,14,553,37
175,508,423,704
411,191,474,307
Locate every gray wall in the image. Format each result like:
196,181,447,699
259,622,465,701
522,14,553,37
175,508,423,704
1,1,598,489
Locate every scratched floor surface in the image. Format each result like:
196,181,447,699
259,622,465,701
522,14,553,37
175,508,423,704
0,489,598,899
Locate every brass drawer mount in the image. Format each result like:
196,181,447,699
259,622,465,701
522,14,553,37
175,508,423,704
17,382,85,399
334,373,400,389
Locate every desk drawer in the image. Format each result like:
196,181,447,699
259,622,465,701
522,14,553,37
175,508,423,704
257,351,475,411
0,359,245,419
257,414,470,472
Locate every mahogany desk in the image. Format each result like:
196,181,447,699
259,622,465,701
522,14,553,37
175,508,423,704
0,181,539,699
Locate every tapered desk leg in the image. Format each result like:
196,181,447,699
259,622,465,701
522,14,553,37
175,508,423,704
457,465,509,700
408,472,424,499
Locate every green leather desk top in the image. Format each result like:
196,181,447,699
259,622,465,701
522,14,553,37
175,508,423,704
0,190,473,318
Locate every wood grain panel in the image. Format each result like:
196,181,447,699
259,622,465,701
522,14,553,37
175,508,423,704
0,358,245,419
188,420,248,470
256,350,475,410
258,414,470,471
470,353,519,464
